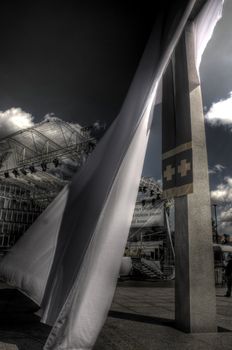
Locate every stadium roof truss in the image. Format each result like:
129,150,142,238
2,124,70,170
0,118,95,199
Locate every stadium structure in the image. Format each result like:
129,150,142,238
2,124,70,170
0,117,174,279
0,117,96,252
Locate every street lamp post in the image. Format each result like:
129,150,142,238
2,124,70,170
212,204,219,244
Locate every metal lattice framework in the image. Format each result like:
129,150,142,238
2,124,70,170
139,177,162,195
0,118,95,168
0,118,96,200
138,177,174,209
0,118,98,252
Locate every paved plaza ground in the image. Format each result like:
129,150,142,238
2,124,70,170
0,280,232,349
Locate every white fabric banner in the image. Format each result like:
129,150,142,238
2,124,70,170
194,0,224,74
44,102,153,350
42,1,198,349
0,186,68,305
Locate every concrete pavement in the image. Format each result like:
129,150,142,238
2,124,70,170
95,280,232,350
0,280,232,349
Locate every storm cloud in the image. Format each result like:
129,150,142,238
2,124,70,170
205,91,232,129
0,108,34,138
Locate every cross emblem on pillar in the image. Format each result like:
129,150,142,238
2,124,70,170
164,164,175,181
178,159,191,177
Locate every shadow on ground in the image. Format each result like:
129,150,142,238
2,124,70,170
109,310,175,328
0,289,51,350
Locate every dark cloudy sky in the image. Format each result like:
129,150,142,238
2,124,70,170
200,0,232,235
0,0,231,234
0,1,155,125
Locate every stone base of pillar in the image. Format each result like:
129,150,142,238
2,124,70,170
175,193,217,333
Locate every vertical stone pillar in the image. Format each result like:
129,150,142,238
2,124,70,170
174,23,217,333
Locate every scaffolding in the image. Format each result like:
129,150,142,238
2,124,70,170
128,177,175,270
0,119,170,258
0,183,47,251
0,117,95,175
0,118,96,254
